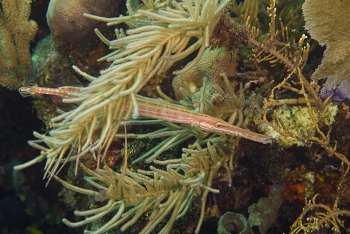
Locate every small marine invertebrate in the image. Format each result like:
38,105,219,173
46,0,119,45
0,0,38,89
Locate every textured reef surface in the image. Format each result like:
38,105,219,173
2,0,350,234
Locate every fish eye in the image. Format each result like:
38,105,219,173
215,122,223,127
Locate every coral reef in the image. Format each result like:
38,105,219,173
3,0,350,233
16,0,232,178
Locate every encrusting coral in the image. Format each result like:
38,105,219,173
256,104,337,148
0,0,38,89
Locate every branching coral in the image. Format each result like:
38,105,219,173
247,1,350,232
290,194,350,233
230,0,304,39
0,0,37,89
14,0,231,182
252,0,349,168
55,142,223,234
247,0,327,113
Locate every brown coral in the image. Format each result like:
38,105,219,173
46,0,120,45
